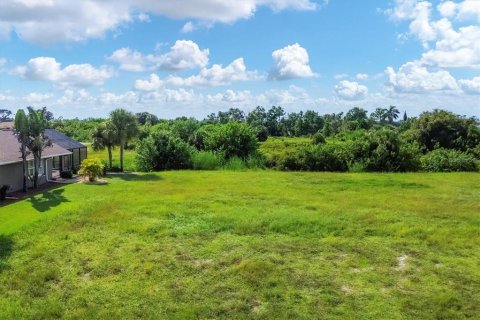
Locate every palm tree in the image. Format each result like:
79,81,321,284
26,107,51,189
14,110,30,193
109,109,138,172
386,106,400,124
92,121,117,168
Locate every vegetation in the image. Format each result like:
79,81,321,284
0,172,479,318
44,106,480,173
78,158,105,182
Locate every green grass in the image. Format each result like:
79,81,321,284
86,143,137,171
0,171,479,319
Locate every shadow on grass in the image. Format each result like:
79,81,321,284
108,173,162,182
29,188,70,213
0,235,14,273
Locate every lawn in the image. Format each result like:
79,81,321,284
0,171,479,319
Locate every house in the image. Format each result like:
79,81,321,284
0,122,87,192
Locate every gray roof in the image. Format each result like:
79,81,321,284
45,129,86,150
0,129,72,165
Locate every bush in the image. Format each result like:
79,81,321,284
245,152,267,169
204,121,258,159
297,144,348,172
136,131,193,172
60,171,73,179
311,132,326,145
192,151,222,170
420,149,478,172
78,158,104,182
0,185,9,201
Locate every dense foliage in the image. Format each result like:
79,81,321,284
49,106,478,173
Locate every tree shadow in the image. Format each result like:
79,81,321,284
0,235,14,273
29,188,70,212
108,173,162,182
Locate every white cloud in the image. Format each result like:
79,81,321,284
458,76,480,95
386,61,458,93
334,73,348,80
269,43,317,80
0,0,318,44
13,57,114,88
154,40,209,70
356,73,369,80
107,48,149,72
108,40,209,72
24,92,52,103
134,74,163,91
167,58,257,87
0,57,6,68
98,91,138,106
420,25,480,68
181,21,196,33
387,0,480,68
334,80,368,100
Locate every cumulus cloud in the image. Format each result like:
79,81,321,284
134,74,163,91
108,40,209,72
387,0,480,68
386,62,458,93
24,92,53,103
458,76,480,95
334,80,368,100
13,57,114,88
269,43,317,80
167,58,258,87
0,0,318,44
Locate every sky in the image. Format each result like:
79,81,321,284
0,0,479,119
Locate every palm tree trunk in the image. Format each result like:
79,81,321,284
120,140,124,172
108,146,113,168
33,156,39,189
21,144,27,193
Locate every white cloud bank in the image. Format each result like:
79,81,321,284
13,57,114,88
0,0,318,44
108,40,209,72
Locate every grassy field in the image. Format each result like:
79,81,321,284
86,143,137,171
0,171,479,319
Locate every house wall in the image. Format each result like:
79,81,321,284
0,159,50,193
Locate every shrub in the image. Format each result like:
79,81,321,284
192,151,222,170
245,152,267,169
136,131,193,172
0,185,9,201
420,149,478,172
204,121,258,159
311,132,326,145
78,158,104,182
60,170,73,179
297,144,348,172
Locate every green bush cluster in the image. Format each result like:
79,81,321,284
420,149,478,172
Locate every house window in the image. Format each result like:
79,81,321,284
28,160,44,177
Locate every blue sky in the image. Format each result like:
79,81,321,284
0,0,479,119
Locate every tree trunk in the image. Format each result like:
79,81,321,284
33,155,39,189
108,146,113,168
21,144,27,193
120,140,124,172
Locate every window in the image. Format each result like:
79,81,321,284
28,160,44,178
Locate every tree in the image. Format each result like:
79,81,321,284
136,112,159,126
265,106,286,136
344,107,370,130
371,108,388,124
13,110,30,192
109,109,139,172
403,111,408,122
26,107,52,189
92,121,117,168
386,106,400,124
412,109,480,152
0,109,12,121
